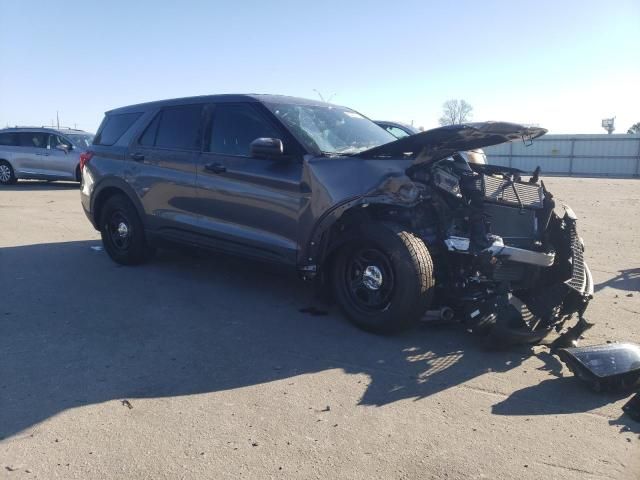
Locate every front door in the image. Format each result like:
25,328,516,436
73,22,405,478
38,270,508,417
195,102,305,265
47,134,76,178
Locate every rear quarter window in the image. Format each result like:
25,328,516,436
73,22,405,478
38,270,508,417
94,112,142,146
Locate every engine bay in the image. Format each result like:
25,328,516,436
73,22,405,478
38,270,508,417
404,155,593,347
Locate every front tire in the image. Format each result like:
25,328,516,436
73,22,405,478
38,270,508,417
331,223,435,334
0,161,17,185
99,194,155,265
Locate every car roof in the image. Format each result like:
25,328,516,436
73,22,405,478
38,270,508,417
0,126,92,136
106,94,341,115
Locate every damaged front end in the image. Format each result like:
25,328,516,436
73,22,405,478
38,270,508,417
357,122,595,346
425,163,593,347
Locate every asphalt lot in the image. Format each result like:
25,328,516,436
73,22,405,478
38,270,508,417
1,177,639,479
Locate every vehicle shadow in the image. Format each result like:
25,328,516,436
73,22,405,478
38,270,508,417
0,180,79,191
0,240,599,438
594,268,640,293
491,376,639,438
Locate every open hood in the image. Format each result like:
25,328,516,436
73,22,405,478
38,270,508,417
356,122,547,166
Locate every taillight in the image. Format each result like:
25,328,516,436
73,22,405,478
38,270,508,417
79,151,94,171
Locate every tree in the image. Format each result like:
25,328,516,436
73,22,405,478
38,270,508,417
627,122,640,134
439,99,473,126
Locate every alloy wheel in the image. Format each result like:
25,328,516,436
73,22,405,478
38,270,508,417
0,164,11,183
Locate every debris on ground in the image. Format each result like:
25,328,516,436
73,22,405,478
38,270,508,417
558,342,640,422
622,394,640,422
121,399,133,409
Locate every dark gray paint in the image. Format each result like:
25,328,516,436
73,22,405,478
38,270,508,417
81,95,542,271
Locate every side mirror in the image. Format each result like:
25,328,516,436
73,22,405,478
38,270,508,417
56,144,70,153
249,138,283,159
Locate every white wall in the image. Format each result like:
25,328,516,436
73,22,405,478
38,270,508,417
483,134,640,176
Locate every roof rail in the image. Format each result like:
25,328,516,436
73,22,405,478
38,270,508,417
2,125,85,132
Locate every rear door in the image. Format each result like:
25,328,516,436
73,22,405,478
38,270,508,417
15,131,52,176
127,104,203,236
195,102,305,265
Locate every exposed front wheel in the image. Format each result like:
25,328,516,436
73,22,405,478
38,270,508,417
331,223,435,334
0,161,17,185
99,194,155,265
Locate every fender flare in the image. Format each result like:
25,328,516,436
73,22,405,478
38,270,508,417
302,194,412,267
90,176,146,226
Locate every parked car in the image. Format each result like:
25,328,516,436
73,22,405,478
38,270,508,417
375,120,420,138
80,94,593,344
0,127,94,185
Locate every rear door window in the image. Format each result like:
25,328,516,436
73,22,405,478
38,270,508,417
139,113,161,147
94,112,142,146
209,103,281,156
152,104,203,151
18,132,48,148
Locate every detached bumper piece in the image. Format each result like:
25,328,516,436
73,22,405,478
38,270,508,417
557,343,640,392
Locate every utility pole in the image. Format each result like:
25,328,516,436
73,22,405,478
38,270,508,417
56,111,60,129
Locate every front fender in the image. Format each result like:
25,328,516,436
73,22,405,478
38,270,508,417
300,192,418,271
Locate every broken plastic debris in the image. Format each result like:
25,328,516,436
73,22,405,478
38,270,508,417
557,343,640,392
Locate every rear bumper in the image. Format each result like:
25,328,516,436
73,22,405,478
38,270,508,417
80,168,98,230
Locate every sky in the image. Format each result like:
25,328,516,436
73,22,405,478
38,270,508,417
1,0,639,134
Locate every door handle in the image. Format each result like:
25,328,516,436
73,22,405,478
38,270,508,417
204,162,226,174
130,152,145,162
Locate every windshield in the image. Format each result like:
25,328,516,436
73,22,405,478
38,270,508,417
66,134,94,148
266,103,396,155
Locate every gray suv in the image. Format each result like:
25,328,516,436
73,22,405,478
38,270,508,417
0,127,94,184
81,94,593,344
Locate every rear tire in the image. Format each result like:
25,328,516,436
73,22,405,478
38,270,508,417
99,194,155,265
0,161,17,185
331,223,435,334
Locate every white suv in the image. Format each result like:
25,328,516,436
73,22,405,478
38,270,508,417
0,127,94,185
